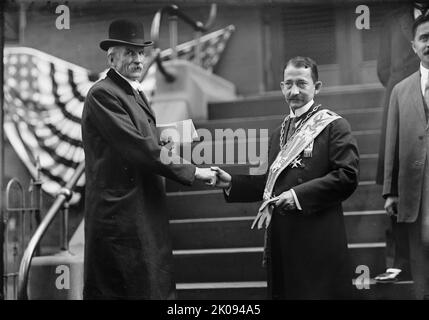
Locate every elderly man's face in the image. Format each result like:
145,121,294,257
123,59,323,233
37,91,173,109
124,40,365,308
111,45,146,81
413,21,429,68
281,65,322,111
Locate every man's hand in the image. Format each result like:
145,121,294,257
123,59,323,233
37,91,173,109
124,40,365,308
384,196,399,217
210,166,232,188
195,167,217,186
275,190,297,211
160,137,176,152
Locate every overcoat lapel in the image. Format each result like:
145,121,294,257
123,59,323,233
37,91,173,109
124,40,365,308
410,72,427,127
107,69,156,122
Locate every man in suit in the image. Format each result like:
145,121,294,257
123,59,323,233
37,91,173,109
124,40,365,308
377,2,425,185
212,57,359,299
375,1,429,283
383,14,429,300
81,19,216,299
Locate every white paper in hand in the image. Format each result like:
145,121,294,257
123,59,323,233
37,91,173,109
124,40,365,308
157,119,199,144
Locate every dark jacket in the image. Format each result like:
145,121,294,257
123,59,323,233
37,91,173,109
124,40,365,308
225,107,359,299
81,69,196,299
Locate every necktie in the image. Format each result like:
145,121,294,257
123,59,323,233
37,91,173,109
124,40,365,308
286,117,297,140
424,81,429,122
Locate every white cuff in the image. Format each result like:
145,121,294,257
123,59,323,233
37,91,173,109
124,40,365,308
291,189,302,211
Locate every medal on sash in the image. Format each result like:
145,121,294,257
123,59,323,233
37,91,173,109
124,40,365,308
303,141,313,158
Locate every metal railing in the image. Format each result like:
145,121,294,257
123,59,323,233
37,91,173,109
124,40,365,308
17,162,85,300
150,3,217,82
3,174,41,299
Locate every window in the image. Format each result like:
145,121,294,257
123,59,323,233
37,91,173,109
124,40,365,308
281,5,337,65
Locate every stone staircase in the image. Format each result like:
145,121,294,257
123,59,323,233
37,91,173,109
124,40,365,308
167,84,416,300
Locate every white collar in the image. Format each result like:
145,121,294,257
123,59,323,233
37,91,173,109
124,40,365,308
113,68,144,92
420,64,429,95
420,63,429,80
289,99,314,118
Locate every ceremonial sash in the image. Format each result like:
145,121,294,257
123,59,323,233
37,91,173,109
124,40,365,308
264,109,341,200
251,109,341,229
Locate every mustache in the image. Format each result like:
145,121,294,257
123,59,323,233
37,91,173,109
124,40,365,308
287,95,302,101
129,64,143,71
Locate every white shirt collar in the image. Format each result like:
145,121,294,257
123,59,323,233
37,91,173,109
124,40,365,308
289,99,314,118
112,68,144,92
420,64,429,95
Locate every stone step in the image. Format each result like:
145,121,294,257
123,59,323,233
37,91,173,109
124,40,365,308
165,182,384,220
176,282,267,300
197,108,382,134
173,244,386,283
176,280,414,300
165,154,378,192
346,182,383,212
208,85,384,120
170,211,387,250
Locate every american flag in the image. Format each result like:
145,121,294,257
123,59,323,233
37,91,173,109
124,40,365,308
3,25,235,204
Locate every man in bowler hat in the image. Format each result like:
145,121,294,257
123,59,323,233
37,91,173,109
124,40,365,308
81,19,216,299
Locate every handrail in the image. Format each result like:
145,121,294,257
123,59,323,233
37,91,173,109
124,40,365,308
150,3,217,82
17,162,85,300
139,48,176,84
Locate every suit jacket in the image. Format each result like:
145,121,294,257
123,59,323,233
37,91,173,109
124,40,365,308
225,106,359,299
383,71,428,223
81,69,196,299
376,6,420,184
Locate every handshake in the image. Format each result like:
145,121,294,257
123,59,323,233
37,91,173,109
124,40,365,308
194,166,232,188
194,166,298,230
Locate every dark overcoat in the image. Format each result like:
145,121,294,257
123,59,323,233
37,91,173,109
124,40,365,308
225,106,359,299
81,69,196,299
376,6,420,184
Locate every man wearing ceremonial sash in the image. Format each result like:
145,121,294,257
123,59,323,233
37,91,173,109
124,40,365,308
212,57,359,299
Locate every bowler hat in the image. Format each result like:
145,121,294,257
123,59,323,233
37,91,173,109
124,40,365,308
100,19,153,51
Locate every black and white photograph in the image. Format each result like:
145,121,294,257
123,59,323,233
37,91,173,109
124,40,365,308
1,0,429,309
